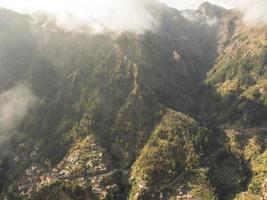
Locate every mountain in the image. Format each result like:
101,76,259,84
0,1,266,200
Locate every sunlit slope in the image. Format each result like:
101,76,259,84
0,2,266,200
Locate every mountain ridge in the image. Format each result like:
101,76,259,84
0,2,266,200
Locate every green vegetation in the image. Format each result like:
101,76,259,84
249,150,267,195
129,110,213,199
0,4,266,200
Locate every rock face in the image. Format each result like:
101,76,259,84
0,1,266,200
198,2,226,18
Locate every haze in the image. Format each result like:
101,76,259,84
0,0,266,32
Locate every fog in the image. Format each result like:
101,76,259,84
0,84,38,144
160,0,267,26
0,0,157,34
181,11,218,26
0,0,265,33
238,0,267,26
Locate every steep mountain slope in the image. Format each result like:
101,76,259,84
202,10,267,200
0,2,266,200
129,110,216,200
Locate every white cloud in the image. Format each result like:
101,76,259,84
0,84,38,143
159,0,235,10
160,0,267,26
0,0,265,32
238,0,267,26
181,11,218,26
0,0,157,34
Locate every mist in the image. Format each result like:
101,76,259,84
181,11,218,26
0,84,38,144
0,0,157,34
237,0,267,26
160,0,267,26
0,0,265,33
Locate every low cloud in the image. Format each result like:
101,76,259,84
181,11,218,26
0,0,265,32
237,0,267,26
160,0,267,26
0,0,157,34
0,84,38,144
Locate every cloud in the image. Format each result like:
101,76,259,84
158,0,234,10
0,0,265,33
160,0,267,26
0,84,38,144
181,11,218,26
237,0,267,26
0,0,157,34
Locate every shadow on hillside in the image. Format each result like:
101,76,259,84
194,83,267,199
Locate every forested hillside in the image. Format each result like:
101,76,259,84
0,1,266,200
